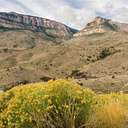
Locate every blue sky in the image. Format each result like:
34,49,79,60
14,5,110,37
0,0,128,29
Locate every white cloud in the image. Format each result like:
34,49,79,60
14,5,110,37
0,0,128,29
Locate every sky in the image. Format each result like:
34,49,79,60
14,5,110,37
0,0,128,29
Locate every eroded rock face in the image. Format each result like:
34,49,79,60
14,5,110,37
74,17,117,37
86,17,112,29
74,17,128,37
0,12,76,39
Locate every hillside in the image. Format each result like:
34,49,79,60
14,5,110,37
0,13,128,93
0,12,77,39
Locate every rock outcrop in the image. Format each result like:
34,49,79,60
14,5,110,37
0,12,77,39
74,17,128,37
74,17,118,37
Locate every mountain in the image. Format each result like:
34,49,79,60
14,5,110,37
0,13,128,93
0,12,77,39
74,17,128,37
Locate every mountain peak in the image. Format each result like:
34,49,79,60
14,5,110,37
95,16,110,20
74,16,128,37
86,16,112,29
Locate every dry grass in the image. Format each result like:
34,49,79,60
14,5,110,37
85,102,127,128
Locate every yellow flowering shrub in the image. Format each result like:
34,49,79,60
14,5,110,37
0,79,127,128
0,80,95,128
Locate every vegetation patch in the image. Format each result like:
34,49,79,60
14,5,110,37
98,47,119,60
0,79,127,128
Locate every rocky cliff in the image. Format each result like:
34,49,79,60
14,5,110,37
74,17,128,37
0,12,77,39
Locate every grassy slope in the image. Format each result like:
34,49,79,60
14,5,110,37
0,30,128,93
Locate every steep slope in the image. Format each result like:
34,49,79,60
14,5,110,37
0,12,77,39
